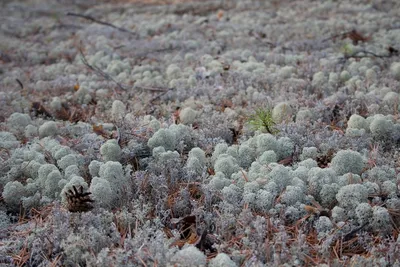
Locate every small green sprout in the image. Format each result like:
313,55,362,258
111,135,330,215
340,43,354,57
247,108,279,134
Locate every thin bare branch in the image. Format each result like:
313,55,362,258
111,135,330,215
322,30,370,44
66,12,136,36
134,85,171,92
342,222,368,242
350,50,390,58
16,79,24,90
79,45,173,97
78,46,125,93
149,90,169,103
342,50,394,60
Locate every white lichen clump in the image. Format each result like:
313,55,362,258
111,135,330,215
111,100,126,121
100,139,122,162
170,245,207,267
336,184,368,210
0,132,19,149
7,112,31,133
272,102,292,123
3,181,27,210
214,154,240,178
390,62,400,80
369,116,394,140
209,253,237,267
39,121,58,138
331,150,365,175
89,177,114,208
186,147,206,176
347,114,368,131
179,107,197,125
148,128,176,151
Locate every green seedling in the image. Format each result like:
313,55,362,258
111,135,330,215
248,108,279,134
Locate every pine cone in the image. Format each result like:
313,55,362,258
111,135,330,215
65,185,94,212
316,149,335,168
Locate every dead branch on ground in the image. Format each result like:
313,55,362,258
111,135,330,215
134,85,171,92
79,46,125,93
66,12,136,36
323,29,371,45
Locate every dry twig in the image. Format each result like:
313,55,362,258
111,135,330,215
79,46,125,93
66,12,136,36
344,50,393,59
323,29,371,45
134,85,171,92
15,79,24,90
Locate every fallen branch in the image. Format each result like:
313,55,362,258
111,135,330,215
149,90,169,103
79,46,125,93
341,49,396,60
347,50,391,58
134,85,171,92
16,79,24,90
249,30,292,51
323,29,371,45
342,222,368,242
66,12,136,36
